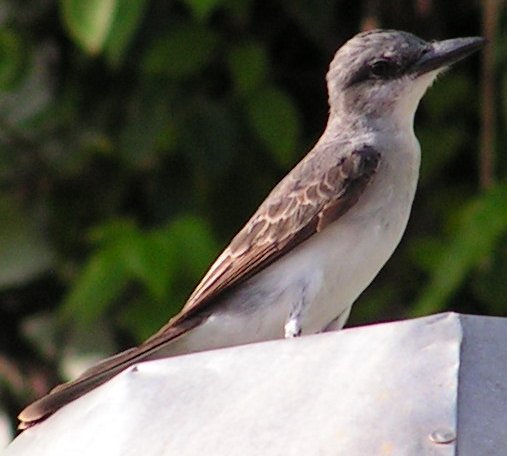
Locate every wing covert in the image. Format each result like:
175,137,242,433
173,145,381,323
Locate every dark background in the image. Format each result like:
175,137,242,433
1,0,506,437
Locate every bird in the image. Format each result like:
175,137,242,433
18,29,484,429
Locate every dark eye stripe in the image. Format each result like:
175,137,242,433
370,59,399,78
346,59,401,88
345,65,371,88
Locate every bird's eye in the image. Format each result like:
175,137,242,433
370,59,398,79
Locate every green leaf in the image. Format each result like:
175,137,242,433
117,294,166,341
221,0,252,24
103,0,148,67
62,216,217,335
227,42,268,95
61,246,129,325
183,0,223,20
122,229,176,302
411,183,507,316
88,218,138,245
127,215,216,303
408,237,446,273
119,215,218,340
422,74,473,120
0,198,54,288
119,81,174,168
163,215,218,278
0,29,25,90
0,45,53,126
60,0,118,54
245,87,300,167
142,24,218,78
62,220,139,324
472,244,507,313
418,126,462,183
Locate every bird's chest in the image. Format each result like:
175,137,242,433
299,145,420,328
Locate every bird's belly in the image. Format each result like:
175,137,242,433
273,185,414,334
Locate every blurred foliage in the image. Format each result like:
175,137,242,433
0,0,506,431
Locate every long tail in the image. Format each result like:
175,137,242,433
18,318,201,429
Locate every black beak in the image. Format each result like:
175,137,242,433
413,36,486,76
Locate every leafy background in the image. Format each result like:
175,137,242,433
1,0,506,441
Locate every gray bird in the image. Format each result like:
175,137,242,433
19,29,484,429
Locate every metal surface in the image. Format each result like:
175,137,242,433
4,313,504,455
457,314,507,455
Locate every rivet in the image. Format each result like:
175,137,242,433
429,429,456,444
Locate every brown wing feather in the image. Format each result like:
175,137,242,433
173,145,381,322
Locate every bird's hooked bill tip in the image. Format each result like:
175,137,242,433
413,36,486,76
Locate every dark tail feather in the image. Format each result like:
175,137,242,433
18,319,200,429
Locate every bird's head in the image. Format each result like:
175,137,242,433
327,29,485,131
